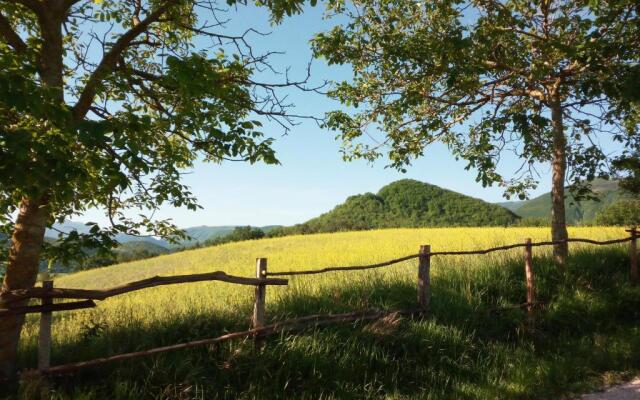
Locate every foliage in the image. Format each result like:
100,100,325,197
271,179,519,235
312,0,640,200
595,199,640,227
9,227,637,399
0,0,313,262
613,152,640,196
0,233,6,280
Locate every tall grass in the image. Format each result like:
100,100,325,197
6,227,640,399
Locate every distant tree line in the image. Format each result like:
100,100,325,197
595,200,640,226
596,152,640,226
203,226,266,246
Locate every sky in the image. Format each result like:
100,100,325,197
78,3,594,228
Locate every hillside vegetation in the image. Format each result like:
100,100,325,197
595,199,640,226
271,180,519,236
113,241,171,264
12,227,640,399
503,179,624,224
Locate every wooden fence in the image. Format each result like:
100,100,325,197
0,228,638,385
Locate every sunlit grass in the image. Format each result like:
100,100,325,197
10,227,639,399
21,227,625,348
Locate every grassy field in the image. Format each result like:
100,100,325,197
9,227,640,399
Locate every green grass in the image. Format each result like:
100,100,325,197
4,228,640,399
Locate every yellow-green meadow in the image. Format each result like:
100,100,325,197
15,227,640,399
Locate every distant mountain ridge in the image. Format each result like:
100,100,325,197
271,179,519,236
499,179,624,224
46,222,282,249
35,223,282,273
46,221,170,247
176,225,281,247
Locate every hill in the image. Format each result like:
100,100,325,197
114,241,171,263
497,200,526,213
273,179,519,235
500,179,624,224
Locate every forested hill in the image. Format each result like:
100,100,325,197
271,180,519,236
500,179,623,224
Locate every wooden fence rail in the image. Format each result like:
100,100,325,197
0,230,637,387
266,236,635,277
0,268,289,389
0,300,97,317
0,271,288,305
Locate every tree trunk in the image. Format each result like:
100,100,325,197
0,198,49,378
550,98,569,266
0,5,63,379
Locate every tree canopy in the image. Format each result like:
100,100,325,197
613,152,640,196
0,0,316,258
312,0,640,262
0,0,315,378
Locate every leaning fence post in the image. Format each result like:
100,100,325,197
417,245,431,312
38,279,53,393
630,227,638,286
523,239,536,316
252,258,267,345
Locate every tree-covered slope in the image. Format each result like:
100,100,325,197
274,180,519,235
504,179,623,224
114,241,171,263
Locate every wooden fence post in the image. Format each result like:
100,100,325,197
417,245,431,312
252,258,267,345
630,227,638,286
523,239,536,316
38,279,53,394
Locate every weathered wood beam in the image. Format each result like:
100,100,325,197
1,272,288,304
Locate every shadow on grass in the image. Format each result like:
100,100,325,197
6,246,640,399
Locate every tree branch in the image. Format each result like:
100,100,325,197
9,0,43,14
62,0,84,9
71,0,178,121
0,12,27,53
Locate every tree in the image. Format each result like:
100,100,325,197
312,0,640,264
0,0,315,378
613,151,640,195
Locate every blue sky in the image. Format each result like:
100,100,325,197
80,4,578,228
